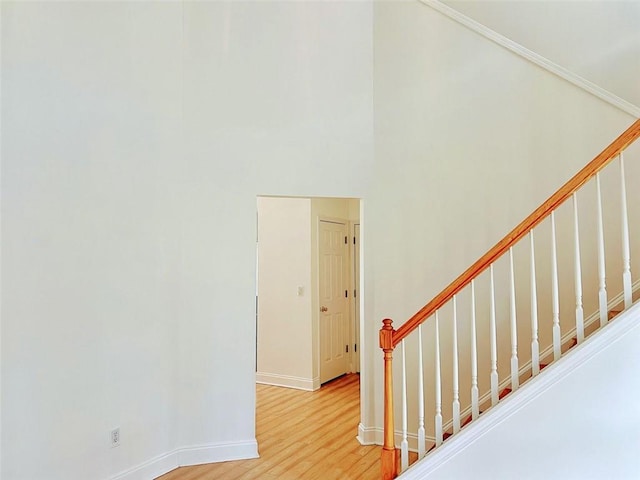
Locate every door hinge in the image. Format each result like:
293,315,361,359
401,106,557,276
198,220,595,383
354,289,357,298
353,236,356,245
354,344,357,352
345,236,348,244
345,290,348,298
346,344,349,353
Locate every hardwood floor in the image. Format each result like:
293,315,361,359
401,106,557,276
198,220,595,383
158,374,382,480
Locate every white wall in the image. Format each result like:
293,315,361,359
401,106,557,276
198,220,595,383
2,0,638,477
256,197,313,389
365,0,637,443
405,304,640,480
1,2,373,479
2,3,184,479
441,0,640,109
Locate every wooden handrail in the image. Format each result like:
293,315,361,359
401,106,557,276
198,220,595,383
392,118,640,347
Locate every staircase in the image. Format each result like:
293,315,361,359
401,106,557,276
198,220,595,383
378,118,640,479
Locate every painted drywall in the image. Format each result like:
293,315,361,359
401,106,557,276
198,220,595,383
2,3,185,479
404,304,640,480
365,0,637,445
2,0,638,478
1,2,373,479
441,0,640,109
256,197,313,389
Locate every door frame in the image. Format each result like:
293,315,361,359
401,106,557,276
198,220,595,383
350,221,360,373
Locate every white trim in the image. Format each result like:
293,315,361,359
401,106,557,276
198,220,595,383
348,220,356,373
357,423,379,446
178,441,259,466
256,372,319,391
357,423,435,452
110,440,259,480
399,301,640,479
351,221,361,374
357,201,370,445
110,450,178,480
419,0,640,119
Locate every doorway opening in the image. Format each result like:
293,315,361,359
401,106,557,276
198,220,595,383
255,196,361,390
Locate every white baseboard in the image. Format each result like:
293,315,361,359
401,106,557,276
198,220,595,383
256,372,319,391
110,440,258,480
357,423,381,446
111,450,179,480
177,440,259,466
357,423,435,452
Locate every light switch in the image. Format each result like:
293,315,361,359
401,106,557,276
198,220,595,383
297,286,304,296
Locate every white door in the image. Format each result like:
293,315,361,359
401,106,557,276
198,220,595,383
319,220,349,384
354,223,360,373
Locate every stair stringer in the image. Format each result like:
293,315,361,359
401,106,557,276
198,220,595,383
399,301,640,479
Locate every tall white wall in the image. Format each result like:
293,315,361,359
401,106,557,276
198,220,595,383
1,2,373,479
365,0,637,442
256,197,313,389
2,3,184,479
2,0,638,477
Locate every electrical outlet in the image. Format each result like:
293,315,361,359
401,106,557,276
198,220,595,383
110,427,121,448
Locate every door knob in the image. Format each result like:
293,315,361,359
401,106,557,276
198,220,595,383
320,306,328,312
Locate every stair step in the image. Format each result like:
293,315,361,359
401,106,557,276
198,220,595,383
561,337,578,354
499,388,511,400
609,309,622,320
461,410,484,428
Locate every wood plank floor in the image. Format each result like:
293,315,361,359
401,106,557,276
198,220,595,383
158,374,382,480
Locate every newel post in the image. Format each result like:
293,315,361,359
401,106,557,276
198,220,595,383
380,319,398,479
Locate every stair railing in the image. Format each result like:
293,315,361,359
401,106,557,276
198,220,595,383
380,118,640,479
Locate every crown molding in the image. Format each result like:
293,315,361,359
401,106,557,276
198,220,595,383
419,0,640,119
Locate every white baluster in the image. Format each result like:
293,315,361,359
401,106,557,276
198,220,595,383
573,193,584,343
620,153,632,309
509,248,519,391
470,280,479,420
596,173,608,327
530,231,540,377
401,340,408,472
417,325,426,459
551,211,561,361
435,311,443,447
490,265,499,406
452,296,460,434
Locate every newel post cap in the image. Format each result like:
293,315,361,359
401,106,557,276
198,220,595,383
379,318,395,351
